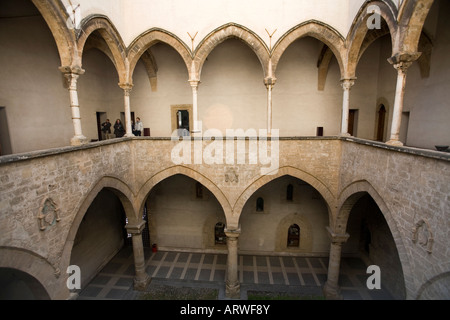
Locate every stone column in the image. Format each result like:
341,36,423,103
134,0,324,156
340,78,356,136
119,83,134,137
60,68,88,146
323,227,350,300
264,78,276,136
386,53,420,146
189,80,201,136
225,228,241,299
126,221,151,291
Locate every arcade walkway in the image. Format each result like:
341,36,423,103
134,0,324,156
77,246,394,300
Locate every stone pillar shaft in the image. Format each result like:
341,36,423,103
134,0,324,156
225,228,240,299
120,83,134,137
340,78,356,136
265,78,276,136
190,80,200,135
386,52,421,146
63,71,88,146
323,227,349,300
387,62,410,146
127,221,151,291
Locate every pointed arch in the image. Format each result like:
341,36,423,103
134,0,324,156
193,23,270,80
271,21,346,78
346,1,399,78
59,176,137,284
136,166,233,224
397,0,435,53
31,0,78,68
337,180,414,298
233,166,336,227
77,15,128,83
0,247,53,299
127,28,192,82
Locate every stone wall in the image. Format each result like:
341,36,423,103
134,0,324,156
0,140,134,298
0,137,448,299
339,137,450,299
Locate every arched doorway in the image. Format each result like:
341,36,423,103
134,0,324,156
239,176,329,255
344,194,406,299
146,174,226,251
0,268,50,300
70,189,128,289
287,224,300,248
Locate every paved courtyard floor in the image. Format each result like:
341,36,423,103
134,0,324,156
77,246,394,300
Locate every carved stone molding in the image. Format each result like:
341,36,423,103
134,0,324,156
412,219,434,254
38,198,61,231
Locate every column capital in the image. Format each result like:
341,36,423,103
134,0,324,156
63,73,80,90
189,78,200,85
264,77,277,88
326,227,350,244
388,52,421,74
225,227,241,239
340,78,357,90
59,65,85,76
119,83,134,92
126,221,147,235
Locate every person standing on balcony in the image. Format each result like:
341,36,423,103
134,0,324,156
101,119,112,140
114,119,125,138
133,117,143,136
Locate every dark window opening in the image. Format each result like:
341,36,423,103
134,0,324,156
287,224,300,248
256,197,264,212
349,109,358,136
317,127,324,137
215,222,226,245
177,110,190,136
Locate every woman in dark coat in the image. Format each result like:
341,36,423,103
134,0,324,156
114,119,125,138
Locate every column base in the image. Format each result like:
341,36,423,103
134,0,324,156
225,280,241,299
134,275,151,292
124,133,135,138
70,135,89,146
338,132,352,137
323,282,344,300
67,292,79,300
386,139,404,147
